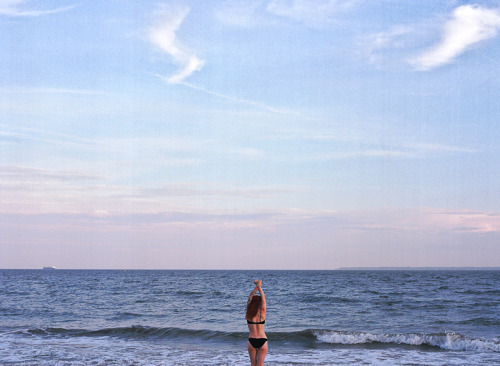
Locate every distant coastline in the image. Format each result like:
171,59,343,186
336,267,500,271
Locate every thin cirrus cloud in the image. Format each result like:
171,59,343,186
0,0,76,17
148,5,205,84
413,4,500,70
360,25,414,64
266,0,356,27
214,0,262,28
215,0,356,28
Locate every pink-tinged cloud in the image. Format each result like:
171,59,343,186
1,208,499,269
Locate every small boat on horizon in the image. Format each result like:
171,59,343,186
43,266,56,270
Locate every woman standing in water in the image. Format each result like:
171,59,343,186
246,279,267,366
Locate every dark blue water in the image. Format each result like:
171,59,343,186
1,270,499,365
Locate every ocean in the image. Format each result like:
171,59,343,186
0,269,499,365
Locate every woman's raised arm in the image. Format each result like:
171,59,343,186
257,283,266,310
248,282,259,302
251,280,266,310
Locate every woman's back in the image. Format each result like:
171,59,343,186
247,307,266,337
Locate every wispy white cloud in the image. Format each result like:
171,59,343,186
0,124,99,149
360,25,414,64
268,129,476,161
177,81,303,116
0,87,110,95
413,4,500,70
152,71,311,117
148,5,204,84
0,0,76,17
402,142,476,154
215,0,356,28
215,0,264,28
0,165,107,213
1,124,264,174
137,184,297,201
266,0,357,27
0,164,295,215
0,165,98,181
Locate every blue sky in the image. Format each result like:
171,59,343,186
1,0,499,269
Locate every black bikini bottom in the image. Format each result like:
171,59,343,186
248,338,268,349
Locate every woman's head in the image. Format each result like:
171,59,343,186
246,295,261,320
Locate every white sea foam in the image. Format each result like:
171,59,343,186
2,332,500,366
313,330,500,352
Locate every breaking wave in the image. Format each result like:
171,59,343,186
9,326,500,353
313,330,500,352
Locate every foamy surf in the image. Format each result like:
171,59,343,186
313,330,500,352
10,326,500,353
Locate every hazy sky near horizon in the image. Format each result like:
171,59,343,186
1,0,499,269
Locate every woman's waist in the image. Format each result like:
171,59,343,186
248,330,267,338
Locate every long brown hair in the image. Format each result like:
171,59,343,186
246,295,261,320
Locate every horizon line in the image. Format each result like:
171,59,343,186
1,267,499,271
